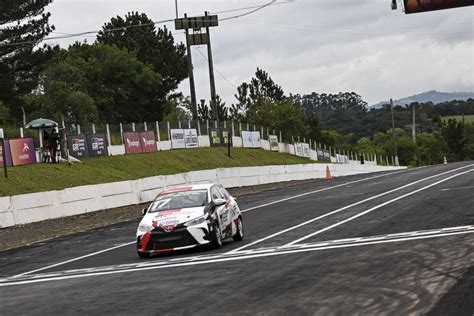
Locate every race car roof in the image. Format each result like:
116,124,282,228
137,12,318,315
158,183,214,196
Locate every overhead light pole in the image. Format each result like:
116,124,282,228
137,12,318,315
175,0,178,18
390,99,399,166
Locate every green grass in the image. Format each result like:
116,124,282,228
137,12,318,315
442,115,474,124
0,148,318,196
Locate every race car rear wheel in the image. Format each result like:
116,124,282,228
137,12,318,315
233,217,244,241
137,252,151,259
211,222,223,249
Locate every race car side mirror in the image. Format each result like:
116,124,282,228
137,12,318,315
141,208,147,216
213,198,226,206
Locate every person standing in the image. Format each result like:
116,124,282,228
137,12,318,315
49,128,60,163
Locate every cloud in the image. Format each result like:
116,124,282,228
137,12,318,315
47,0,474,105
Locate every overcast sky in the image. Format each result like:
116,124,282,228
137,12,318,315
45,0,473,106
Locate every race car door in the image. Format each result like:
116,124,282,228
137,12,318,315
211,186,232,230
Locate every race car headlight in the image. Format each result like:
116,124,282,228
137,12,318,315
185,214,208,227
137,224,152,233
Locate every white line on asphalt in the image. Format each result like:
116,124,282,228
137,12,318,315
228,164,474,253
12,170,407,277
13,241,136,278
283,168,474,246
441,185,474,191
240,170,407,213
2,226,473,287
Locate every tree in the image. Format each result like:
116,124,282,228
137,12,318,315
0,0,57,121
97,12,187,94
250,100,308,142
441,118,467,161
30,42,167,124
235,68,285,117
198,95,228,121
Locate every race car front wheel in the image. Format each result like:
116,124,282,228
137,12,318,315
233,217,244,241
137,252,151,259
211,222,223,249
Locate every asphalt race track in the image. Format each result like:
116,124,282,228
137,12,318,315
1,162,473,315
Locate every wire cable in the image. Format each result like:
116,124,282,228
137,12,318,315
195,46,238,89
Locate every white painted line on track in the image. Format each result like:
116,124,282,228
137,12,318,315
283,168,474,246
2,226,473,287
240,170,407,213
13,241,135,278
441,185,474,191
229,164,474,253
12,169,407,277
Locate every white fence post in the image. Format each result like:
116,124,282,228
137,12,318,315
144,122,148,131
77,124,81,135
106,124,111,146
119,123,123,144
197,120,201,136
92,124,96,134
132,122,136,132
156,121,161,142
167,121,171,140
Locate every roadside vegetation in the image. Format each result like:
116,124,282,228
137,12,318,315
0,148,318,196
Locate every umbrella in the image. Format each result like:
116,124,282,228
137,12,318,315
25,118,58,129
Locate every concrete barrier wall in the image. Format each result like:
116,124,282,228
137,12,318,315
0,163,405,228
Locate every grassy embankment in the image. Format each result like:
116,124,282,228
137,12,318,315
0,147,318,196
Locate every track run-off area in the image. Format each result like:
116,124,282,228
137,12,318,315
1,161,473,314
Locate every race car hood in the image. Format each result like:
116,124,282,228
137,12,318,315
140,206,206,230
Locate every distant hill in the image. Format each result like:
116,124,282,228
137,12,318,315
370,90,474,109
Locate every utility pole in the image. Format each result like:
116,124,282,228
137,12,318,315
390,99,398,166
205,11,218,123
175,0,178,18
183,13,197,119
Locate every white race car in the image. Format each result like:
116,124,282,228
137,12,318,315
136,184,244,258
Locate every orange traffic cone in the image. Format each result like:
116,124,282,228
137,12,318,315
325,165,332,180
443,156,448,164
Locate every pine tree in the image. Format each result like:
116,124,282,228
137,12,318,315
0,0,56,121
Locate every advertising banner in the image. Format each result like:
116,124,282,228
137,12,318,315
68,134,89,159
184,129,199,148
209,128,231,147
87,134,108,157
269,135,279,152
302,143,311,158
0,139,12,167
316,148,331,162
209,128,221,147
404,0,473,14
336,154,349,164
294,143,304,157
123,132,143,154
241,131,261,148
170,129,186,149
140,131,157,153
9,138,36,166
222,129,231,146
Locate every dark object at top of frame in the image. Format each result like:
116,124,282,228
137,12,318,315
175,15,219,30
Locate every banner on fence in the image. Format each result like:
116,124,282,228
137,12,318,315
316,147,331,162
9,138,36,166
140,131,157,153
123,132,143,154
68,134,89,159
0,139,12,167
184,129,199,148
302,143,310,158
294,143,304,157
241,131,261,148
87,134,108,157
269,135,279,152
209,128,231,147
170,129,185,149
336,154,349,164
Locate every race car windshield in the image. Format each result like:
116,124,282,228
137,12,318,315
148,190,208,213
